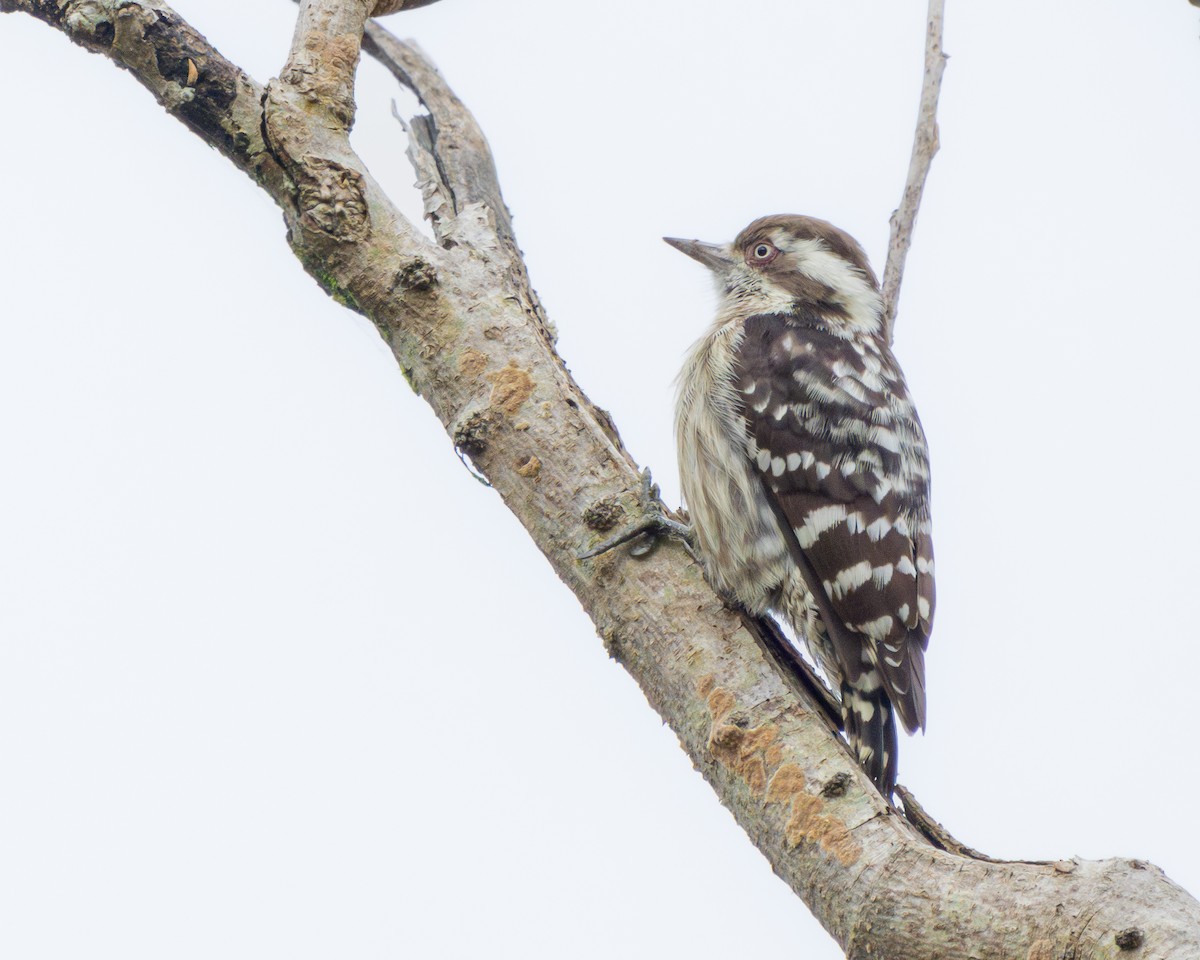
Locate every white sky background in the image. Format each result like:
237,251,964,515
1,1,1199,956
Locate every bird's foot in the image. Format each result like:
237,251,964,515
579,468,696,560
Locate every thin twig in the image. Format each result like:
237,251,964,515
895,785,1010,863
881,0,947,343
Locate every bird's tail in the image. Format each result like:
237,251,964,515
840,682,898,797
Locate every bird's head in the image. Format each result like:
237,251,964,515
665,214,883,337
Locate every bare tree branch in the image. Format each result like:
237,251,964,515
364,28,514,246
6,1,1200,956
881,0,947,342
363,27,560,349
281,0,373,131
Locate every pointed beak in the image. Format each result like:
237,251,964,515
663,237,734,273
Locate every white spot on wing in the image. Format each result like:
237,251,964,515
830,560,872,599
856,615,895,641
849,696,875,722
796,504,848,549
871,426,901,453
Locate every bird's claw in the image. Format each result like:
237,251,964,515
579,468,696,560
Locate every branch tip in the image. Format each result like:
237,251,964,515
881,0,947,343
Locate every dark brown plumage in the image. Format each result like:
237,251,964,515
670,215,934,794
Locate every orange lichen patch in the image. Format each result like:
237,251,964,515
765,763,807,802
706,686,736,724
1027,941,1055,960
709,720,779,795
698,677,862,863
698,678,780,796
458,348,489,379
765,763,863,866
515,455,541,479
487,362,535,416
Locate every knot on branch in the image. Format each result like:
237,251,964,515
394,257,438,291
821,771,853,798
453,408,498,458
1115,927,1144,950
583,497,625,533
63,0,114,45
296,158,369,242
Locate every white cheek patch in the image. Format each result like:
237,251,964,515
723,264,799,317
777,237,883,333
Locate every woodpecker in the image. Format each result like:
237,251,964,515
668,215,934,796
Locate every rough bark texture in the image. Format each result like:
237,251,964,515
5,1,1199,956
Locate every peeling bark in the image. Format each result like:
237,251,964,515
5,1,1200,956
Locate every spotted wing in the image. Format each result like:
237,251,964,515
735,313,934,732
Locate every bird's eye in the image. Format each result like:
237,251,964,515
749,242,778,263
